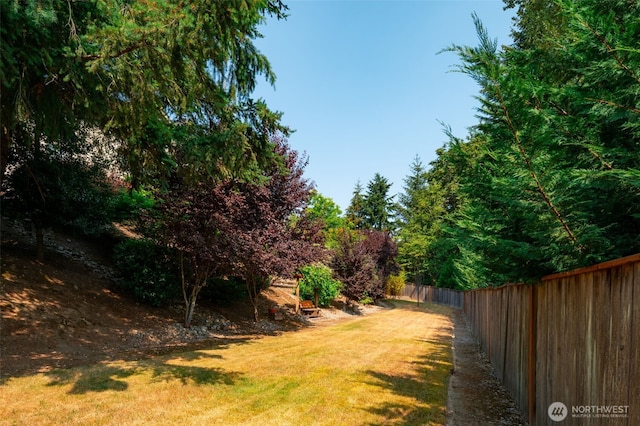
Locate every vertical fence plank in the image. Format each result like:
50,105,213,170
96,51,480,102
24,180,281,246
536,282,548,425
594,269,611,420
528,284,536,424
606,264,633,426
561,276,575,410
573,271,590,423
394,258,638,426
629,261,640,426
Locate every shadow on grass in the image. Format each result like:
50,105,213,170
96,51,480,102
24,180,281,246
44,349,242,394
45,365,139,393
364,338,453,425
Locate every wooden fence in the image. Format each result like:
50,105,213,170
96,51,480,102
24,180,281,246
465,254,640,425
399,283,463,308
399,253,640,425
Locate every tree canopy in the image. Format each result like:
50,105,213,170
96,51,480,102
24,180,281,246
1,0,290,188
346,174,395,232
411,0,640,289
151,138,327,325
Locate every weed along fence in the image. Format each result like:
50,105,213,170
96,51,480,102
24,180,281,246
464,254,640,425
400,283,463,308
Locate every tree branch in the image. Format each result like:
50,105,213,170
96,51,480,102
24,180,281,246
493,83,580,246
587,97,640,115
81,41,149,62
577,16,640,85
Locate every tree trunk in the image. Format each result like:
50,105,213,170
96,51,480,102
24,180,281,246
180,254,203,329
253,303,259,323
33,210,45,261
246,275,260,323
0,126,9,189
184,296,197,329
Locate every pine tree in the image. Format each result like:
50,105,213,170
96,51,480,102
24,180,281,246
433,3,640,288
396,156,432,283
396,155,429,227
361,173,395,232
345,181,366,229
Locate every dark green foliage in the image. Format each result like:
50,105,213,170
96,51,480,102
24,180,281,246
361,173,395,232
110,187,155,221
199,276,248,306
396,156,440,284
299,264,342,307
422,2,640,288
3,156,114,238
113,239,181,307
345,182,366,229
2,0,290,197
346,174,396,232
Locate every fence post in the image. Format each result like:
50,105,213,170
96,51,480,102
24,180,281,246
528,284,536,424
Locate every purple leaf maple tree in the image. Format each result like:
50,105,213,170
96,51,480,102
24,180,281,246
153,139,327,326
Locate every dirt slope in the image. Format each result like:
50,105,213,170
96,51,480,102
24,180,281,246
0,222,326,378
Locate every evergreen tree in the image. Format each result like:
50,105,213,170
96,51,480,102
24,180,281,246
433,4,640,287
361,173,395,232
345,181,366,229
1,1,290,259
396,155,429,227
396,156,431,283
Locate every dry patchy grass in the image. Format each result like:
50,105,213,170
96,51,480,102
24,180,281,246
1,301,453,425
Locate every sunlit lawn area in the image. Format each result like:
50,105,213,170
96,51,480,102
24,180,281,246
1,301,453,425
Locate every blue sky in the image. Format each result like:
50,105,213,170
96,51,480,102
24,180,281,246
253,0,515,211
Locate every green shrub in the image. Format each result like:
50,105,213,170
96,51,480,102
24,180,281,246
386,272,406,297
359,294,374,305
299,264,342,307
199,276,248,305
3,157,115,237
113,239,181,306
111,187,155,221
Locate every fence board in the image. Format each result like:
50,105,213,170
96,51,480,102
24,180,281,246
607,264,633,426
460,254,639,425
396,261,638,425
629,261,640,424
535,282,547,424
398,284,463,309
573,272,590,423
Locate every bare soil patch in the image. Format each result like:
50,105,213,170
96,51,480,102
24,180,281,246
0,220,371,379
447,309,528,425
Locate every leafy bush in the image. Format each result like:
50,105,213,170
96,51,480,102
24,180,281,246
199,276,248,305
359,293,374,305
386,272,406,297
299,264,342,307
111,187,155,221
3,157,115,237
331,229,399,302
113,239,181,306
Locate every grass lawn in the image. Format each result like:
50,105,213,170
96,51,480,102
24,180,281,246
1,301,453,425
